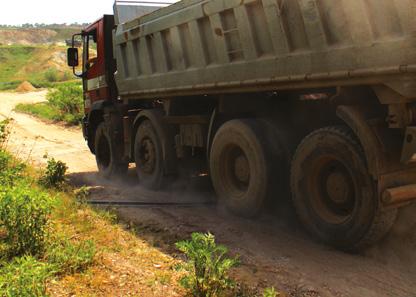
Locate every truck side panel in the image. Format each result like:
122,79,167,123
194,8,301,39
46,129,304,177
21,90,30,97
113,0,416,100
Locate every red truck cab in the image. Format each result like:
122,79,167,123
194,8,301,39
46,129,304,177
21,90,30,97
67,15,118,147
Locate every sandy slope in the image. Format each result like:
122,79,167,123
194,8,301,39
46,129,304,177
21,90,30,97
1,90,416,297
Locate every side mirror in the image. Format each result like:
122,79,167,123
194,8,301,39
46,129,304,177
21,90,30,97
67,48,79,67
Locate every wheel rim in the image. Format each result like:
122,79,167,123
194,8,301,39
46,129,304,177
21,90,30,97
221,144,251,198
97,135,111,169
139,137,156,175
309,157,357,224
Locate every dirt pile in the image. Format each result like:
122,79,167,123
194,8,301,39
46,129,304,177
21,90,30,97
16,81,36,93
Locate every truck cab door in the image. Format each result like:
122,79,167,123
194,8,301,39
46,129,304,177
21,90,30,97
82,16,116,113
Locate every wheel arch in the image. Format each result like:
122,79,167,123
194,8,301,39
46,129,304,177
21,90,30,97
336,105,385,179
132,109,177,174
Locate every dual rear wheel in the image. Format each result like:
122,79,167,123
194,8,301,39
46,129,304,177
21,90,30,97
210,121,396,250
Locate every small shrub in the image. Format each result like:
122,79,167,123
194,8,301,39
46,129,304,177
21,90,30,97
176,232,239,297
62,71,73,81
0,119,11,147
0,186,52,257
74,186,90,203
39,158,68,189
46,82,83,124
46,238,95,275
0,151,26,187
0,256,53,297
263,287,280,297
44,68,59,82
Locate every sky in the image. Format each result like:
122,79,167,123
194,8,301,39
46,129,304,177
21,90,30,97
1,0,179,26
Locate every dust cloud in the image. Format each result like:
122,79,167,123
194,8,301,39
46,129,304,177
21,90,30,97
366,203,416,273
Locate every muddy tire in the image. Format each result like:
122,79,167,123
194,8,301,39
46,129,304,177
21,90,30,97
134,119,166,190
210,119,273,217
94,122,128,179
291,126,397,251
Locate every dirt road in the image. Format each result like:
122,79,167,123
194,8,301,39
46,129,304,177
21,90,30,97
1,91,416,297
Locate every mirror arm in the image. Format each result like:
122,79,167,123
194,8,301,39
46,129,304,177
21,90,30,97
71,33,84,78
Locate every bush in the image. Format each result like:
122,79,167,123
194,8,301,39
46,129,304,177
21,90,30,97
0,256,52,297
74,186,90,203
0,119,11,147
44,68,59,83
176,233,239,297
46,238,95,275
46,82,83,124
0,151,25,187
39,158,68,189
0,186,52,257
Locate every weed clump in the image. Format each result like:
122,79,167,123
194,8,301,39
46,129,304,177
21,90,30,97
0,256,53,297
0,119,11,147
0,186,52,257
263,287,280,297
39,157,68,189
74,186,90,203
176,232,239,297
46,238,95,275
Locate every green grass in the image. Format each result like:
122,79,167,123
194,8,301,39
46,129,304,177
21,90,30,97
0,139,96,296
0,44,74,90
15,102,60,122
15,81,83,126
0,45,36,83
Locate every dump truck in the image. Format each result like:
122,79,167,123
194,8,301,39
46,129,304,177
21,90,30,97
68,0,416,250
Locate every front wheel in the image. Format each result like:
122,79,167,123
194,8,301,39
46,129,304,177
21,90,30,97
94,122,128,179
290,126,397,251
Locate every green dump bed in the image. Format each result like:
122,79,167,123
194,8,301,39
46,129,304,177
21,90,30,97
113,0,416,100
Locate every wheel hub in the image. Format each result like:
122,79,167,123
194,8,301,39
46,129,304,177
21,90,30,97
326,171,351,204
312,159,357,223
234,154,250,183
140,138,156,174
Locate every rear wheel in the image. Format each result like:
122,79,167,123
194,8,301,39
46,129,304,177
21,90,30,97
94,122,128,179
290,126,397,251
210,119,273,217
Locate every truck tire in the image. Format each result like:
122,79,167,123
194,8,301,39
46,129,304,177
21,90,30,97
134,119,167,190
94,122,128,179
290,126,397,251
210,119,272,217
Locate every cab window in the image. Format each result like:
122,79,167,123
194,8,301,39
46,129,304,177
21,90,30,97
83,30,98,71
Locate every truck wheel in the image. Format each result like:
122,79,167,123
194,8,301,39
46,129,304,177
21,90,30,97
291,126,397,251
95,122,128,179
134,119,166,190
210,119,272,217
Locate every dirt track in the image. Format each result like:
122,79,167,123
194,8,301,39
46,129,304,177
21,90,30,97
1,91,416,297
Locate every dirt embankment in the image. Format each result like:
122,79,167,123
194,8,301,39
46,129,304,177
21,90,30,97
0,29,58,45
1,91,416,297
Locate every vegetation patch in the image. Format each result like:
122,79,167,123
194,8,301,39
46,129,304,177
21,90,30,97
0,119,185,296
0,256,53,297
176,232,239,297
15,81,83,125
0,185,52,258
0,45,73,90
0,118,284,296
39,157,68,189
